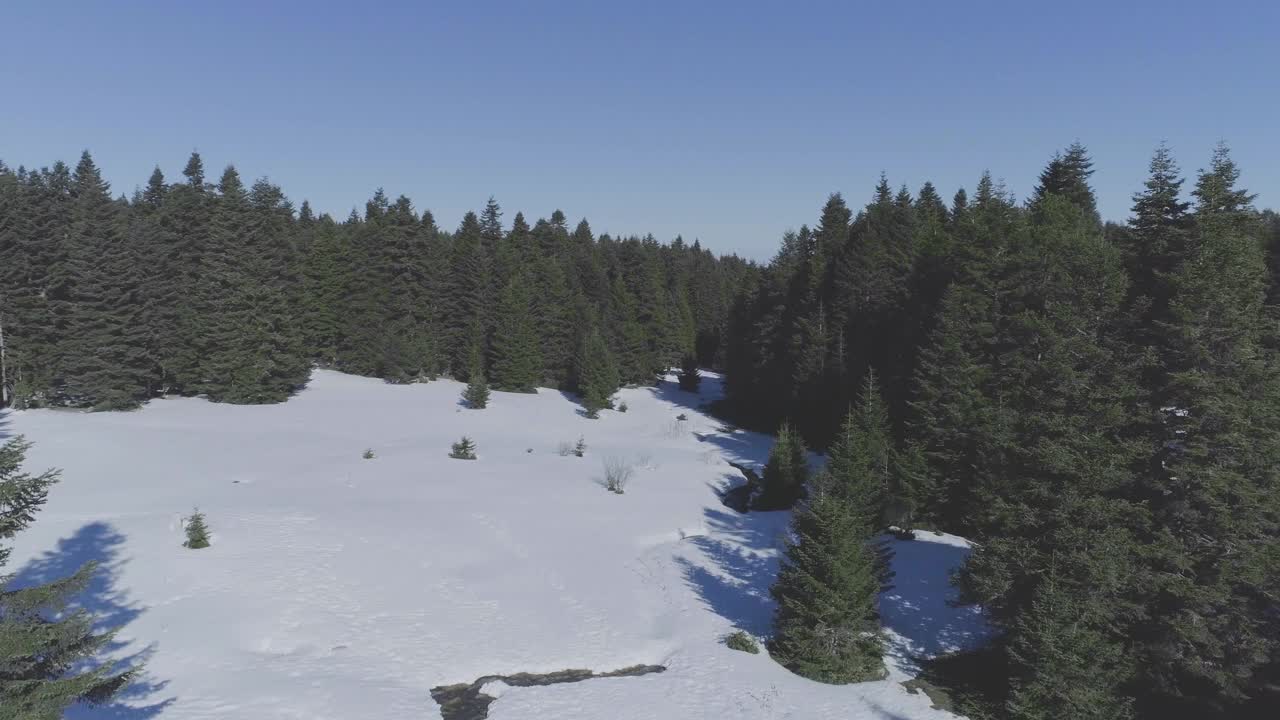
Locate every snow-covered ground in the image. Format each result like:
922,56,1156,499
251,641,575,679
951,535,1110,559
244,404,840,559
3,371,988,719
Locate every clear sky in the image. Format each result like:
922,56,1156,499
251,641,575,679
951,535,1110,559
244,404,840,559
2,0,1276,260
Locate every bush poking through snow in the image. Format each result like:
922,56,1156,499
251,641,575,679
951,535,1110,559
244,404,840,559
602,456,635,494
362,448,375,460
618,400,628,413
574,436,587,457
557,441,574,457
663,418,688,439
450,437,478,460
676,413,688,421
725,630,760,654
184,508,211,549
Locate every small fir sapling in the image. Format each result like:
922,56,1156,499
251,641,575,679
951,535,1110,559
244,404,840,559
450,436,477,460
184,508,211,549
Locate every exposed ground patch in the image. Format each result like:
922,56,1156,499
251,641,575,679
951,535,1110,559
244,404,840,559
430,664,666,720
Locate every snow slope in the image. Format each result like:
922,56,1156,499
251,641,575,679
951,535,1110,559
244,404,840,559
3,371,988,719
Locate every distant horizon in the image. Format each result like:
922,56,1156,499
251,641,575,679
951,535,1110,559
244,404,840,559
4,0,1277,260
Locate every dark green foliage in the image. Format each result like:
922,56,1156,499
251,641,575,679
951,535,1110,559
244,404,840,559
677,353,700,392
1126,145,1280,714
450,437,477,460
724,630,759,654
573,437,586,458
575,326,619,419
0,437,132,714
768,401,888,683
462,346,490,409
917,172,1143,718
51,152,152,409
489,273,543,392
183,508,211,549
1030,141,1100,224
718,142,1280,718
362,448,375,460
751,422,807,511
1002,569,1134,720
0,151,740,413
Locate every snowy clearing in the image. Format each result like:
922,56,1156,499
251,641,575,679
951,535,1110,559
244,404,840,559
4,371,988,719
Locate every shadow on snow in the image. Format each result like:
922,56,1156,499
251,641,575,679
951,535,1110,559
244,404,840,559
10,522,174,718
675,507,790,637
879,535,991,668
678,499,989,668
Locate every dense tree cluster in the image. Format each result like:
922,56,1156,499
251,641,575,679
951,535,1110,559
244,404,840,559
738,143,1280,718
0,152,754,411
4,143,1279,719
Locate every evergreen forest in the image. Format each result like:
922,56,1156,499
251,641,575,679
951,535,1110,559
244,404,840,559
2,143,1278,719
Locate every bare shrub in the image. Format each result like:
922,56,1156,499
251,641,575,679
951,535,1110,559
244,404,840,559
557,441,575,457
602,456,636,494
662,418,688,440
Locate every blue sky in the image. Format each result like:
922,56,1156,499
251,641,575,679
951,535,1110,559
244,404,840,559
2,0,1276,259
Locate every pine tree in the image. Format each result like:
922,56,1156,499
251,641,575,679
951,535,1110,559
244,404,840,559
1130,144,1280,713
829,371,923,533
445,212,491,375
154,152,214,395
1116,145,1194,411
768,394,888,683
298,214,351,366
1030,141,1099,224
0,437,132,715
191,167,309,403
489,272,543,392
183,508,211,549
1003,565,1135,720
462,344,490,409
575,325,619,418
677,352,700,392
449,436,477,460
913,163,1143,717
752,422,808,510
52,152,150,409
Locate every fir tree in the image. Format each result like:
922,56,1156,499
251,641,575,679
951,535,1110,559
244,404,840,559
462,345,490,409
450,436,477,460
768,463,886,683
575,326,619,418
183,508,211,549
1130,144,1280,714
677,353,701,392
1030,141,1099,224
913,168,1143,716
489,272,543,392
0,437,132,714
445,212,491,375
52,152,150,409
752,422,807,510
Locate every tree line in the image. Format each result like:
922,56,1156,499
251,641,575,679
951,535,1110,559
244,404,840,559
3,144,1280,719
731,143,1280,719
0,152,753,411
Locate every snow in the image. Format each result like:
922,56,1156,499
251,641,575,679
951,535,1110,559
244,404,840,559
3,371,989,719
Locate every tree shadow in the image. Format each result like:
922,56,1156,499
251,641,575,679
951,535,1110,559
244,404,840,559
643,374,716,412
878,534,992,665
11,522,175,718
675,507,790,637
